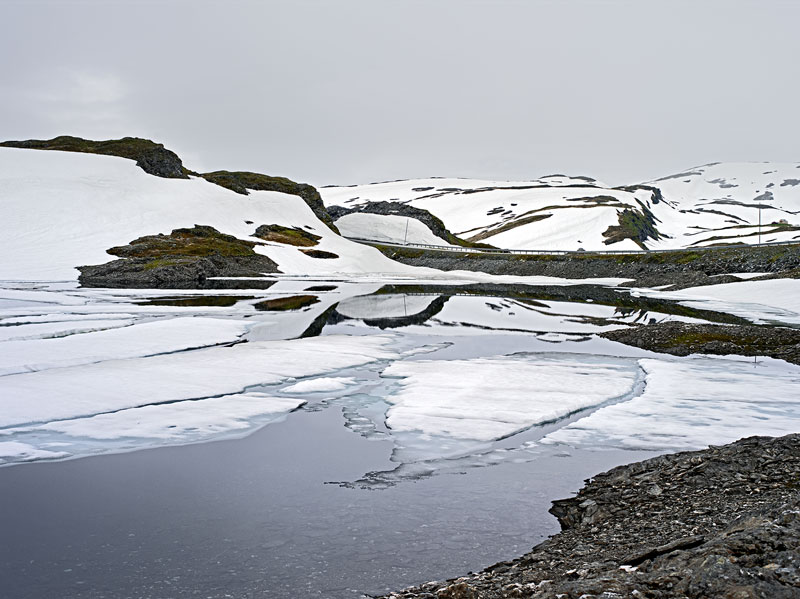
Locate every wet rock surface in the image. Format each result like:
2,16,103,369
380,434,800,599
601,321,800,366
78,225,279,288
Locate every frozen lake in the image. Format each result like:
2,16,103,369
1,277,799,598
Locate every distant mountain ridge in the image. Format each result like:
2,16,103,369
320,163,800,251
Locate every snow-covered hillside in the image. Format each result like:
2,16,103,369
0,148,420,281
646,162,800,249
320,164,800,251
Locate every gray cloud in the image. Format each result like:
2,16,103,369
1,0,798,186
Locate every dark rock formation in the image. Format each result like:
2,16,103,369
381,434,800,598
600,321,800,366
301,249,339,259
1,136,188,178
78,225,279,288
602,205,662,248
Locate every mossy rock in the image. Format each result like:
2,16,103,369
0,135,188,178
301,249,339,259
108,225,260,259
602,206,661,249
601,321,800,365
78,225,279,288
254,224,321,247
253,295,320,311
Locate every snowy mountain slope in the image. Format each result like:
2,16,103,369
0,148,423,281
321,176,650,251
645,162,800,249
320,164,800,251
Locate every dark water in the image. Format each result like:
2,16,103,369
0,405,654,599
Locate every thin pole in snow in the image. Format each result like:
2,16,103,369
403,218,409,245
758,206,762,245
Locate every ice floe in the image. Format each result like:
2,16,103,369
543,356,800,450
0,317,249,376
382,354,642,442
0,334,399,429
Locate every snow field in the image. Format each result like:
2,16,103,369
321,163,800,251
0,148,427,280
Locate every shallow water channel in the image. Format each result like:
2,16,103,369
1,278,795,598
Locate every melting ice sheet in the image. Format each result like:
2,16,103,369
0,317,249,375
0,332,402,465
543,356,800,450
382,354,642,442
2,279,799,480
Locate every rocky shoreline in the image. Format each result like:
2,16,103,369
374,243,800,288
379,434,799,599
601,321,800,366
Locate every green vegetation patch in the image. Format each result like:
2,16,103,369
253,295,320,311
254,224,321,247
603,206,661,249
601,322,800,365
108,225,260,260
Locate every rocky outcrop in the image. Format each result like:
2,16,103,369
602,205,662,248
78,225,279,288
600,321,800,366
382,434,800,598
0,136,188,178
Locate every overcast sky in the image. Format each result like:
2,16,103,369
2,0,798,186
